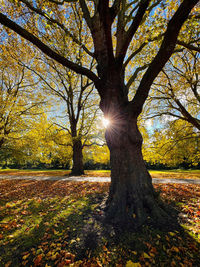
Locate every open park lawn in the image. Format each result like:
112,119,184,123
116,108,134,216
0,179,200,266
0,169,200,180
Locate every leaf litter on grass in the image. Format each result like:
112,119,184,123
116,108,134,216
0,179,200,266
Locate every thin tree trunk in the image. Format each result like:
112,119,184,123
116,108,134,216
71,139,84,176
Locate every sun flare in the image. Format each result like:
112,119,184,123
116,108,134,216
102,117,110,128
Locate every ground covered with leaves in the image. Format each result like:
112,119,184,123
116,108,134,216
0,179,200,266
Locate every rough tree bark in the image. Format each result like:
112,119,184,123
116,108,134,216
71,138,84,176
98,76,170,227
70,121,84,175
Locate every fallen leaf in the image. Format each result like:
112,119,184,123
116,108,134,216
126,260,141,267
22,253,30,260
169,232,175,236
34,254,43,266
171,246,179,253
143,252,151,259
5,261,12,267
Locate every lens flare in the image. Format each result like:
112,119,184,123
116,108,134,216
102,117,110,128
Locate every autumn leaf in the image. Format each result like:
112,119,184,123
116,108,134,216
171,246,179,253
169,232,176,236
143,252,151,259
126,260,141,267
5,261,12,267
34,254,43,266
22,253,30,260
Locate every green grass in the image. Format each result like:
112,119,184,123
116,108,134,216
150,169,200,174
0,180,200,266
0,168,199,174
1,168,200,180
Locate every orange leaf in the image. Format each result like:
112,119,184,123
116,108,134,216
34,254,43,266
5,261,12,267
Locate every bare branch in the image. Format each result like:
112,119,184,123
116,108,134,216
177,39,200,52
47,0,77,4
126,64,149,90
79,0,93,31
123,33,164,68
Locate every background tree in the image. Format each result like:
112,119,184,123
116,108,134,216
22,56,99,175
0,43,47,152
0,0,199,227
12,5,100,175
142,120,200,168
0,114,72,169
146,50,200,130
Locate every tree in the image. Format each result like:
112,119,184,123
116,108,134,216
22,55,99,175
146,50,200,131
9,6,100,175
0,114,72,168
142,120,200,168
0,43,46,152
0,0,199,227
20,115,72,168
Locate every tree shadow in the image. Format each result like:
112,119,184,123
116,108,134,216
0,181,200,266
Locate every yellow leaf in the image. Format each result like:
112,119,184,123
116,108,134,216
169,232,175,236
46,251,52,257
126,260,141,267
22,254,30,260
143,252,151,259
51,253,58,261
149,252,155,257
165,235,170,242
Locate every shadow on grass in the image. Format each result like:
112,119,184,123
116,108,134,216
0,181,200,266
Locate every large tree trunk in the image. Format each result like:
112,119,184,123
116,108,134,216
71,139,84,176
103,110,170,228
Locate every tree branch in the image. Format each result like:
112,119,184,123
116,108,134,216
79,0,93,31
176,39,200,52
116,0,150,63
123,33,164,68
131,0,199,116
0,12,99,85
110,0,123,21
19,0,94,58
126,64,149,90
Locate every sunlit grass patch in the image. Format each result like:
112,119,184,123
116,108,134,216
0,168,200,180
150,170,200,179
0,195,98,266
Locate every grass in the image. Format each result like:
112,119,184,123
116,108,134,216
0,179,200,266
0,168,200,179
149,170,200,180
